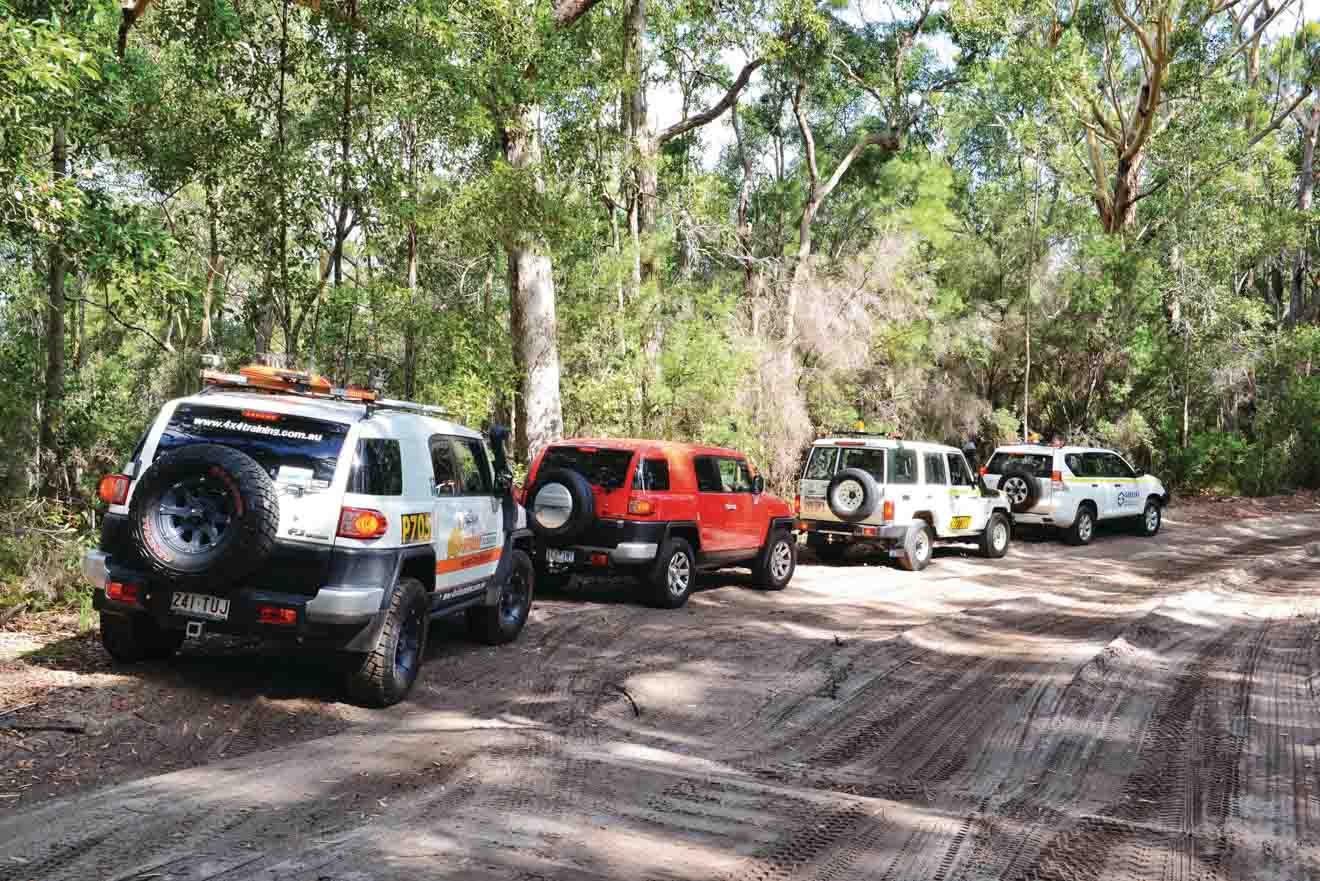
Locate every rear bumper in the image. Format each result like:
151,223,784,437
86,550,387,651
799,520,909,543
541,520,668,570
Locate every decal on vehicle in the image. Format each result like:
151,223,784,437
434,581,487,602
435,547,502,575
1115,489,1140,507
401,512,433,543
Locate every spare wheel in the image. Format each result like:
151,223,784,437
527,467,595,544
827,467,881,522
999,465,1042,514
129,443,280,589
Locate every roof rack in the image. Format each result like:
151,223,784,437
200,366,450,418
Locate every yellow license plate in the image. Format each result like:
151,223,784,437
950,516,972,530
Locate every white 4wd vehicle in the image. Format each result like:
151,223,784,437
83,365,535,707
797,436,1014,571
981,444,1168,545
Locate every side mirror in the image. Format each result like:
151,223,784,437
487,424,514,494
752,475,765,495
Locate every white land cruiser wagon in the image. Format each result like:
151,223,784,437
981,444,1168,545
796,435,1014,571
83,364,535,707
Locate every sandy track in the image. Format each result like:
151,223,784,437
2,512,1319,880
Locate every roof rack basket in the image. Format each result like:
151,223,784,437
199,366,450,418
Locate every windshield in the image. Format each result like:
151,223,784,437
541,446,636,489
154,403,350,490
986,452,1053,477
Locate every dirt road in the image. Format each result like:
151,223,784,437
3,511,1320,880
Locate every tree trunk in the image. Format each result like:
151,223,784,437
39,124,68,500
202,183,223,348
331,0,356,291
1290,101,1319,328
401,117,419,398
501,110,564,462
1099,151,1144,234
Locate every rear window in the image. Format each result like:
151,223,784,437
541,446,635,489
986,452,1053,477
155,403,349,489
887,448,917,484
803,446,838,480
839,448,884,480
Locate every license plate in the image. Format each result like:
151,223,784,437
804,499,825,511
546,549,575,565
950,516,972,530
170,591,230,621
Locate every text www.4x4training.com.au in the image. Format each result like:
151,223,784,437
194,417,325,443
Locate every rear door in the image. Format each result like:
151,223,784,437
983,451,1052,511
537,445,637,521
429,435,502,603
693,455,739,551
1072,452,1112,516
721,457,764,552
798,445,839,521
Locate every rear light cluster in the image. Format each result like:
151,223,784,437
794,494,801,515
98,474,131,505
860,526,878,537
338,507,388,539
106,581,139,603
1051,470,1065,491
257,605,297,626
882,500,895,522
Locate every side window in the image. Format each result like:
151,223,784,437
429,436,458,496
923,453,947,485
693,456,723,492
1064,453,1084,475
718,458,753,492
634,457,671,491
1103,453,1136,478
453,438,493,494
349,439,403,496
947,453,975,487
803,446,838,480
887,448,918,484
1079,453,1106,478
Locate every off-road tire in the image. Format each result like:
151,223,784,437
645,538,696,609
346,578,428,708
979,512,1011,559
812,541,848,563
100,612,185,662
898,524,934,572
526,467,595,544
1065,504,1097,546
128,443,279,590
751,530,796,591
826,467,882,522
1136,497,1162,537
999,465,1041,514
467,549,534,645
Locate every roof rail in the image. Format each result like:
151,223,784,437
200,368,450,418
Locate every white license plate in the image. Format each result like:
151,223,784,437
546,549,575,565
170,591,230,621
804,499,825,511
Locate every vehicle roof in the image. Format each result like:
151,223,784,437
812,437,961,454
548,437,751,459
177,390,481,439
992,444,1113,455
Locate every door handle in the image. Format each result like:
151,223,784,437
724,503,738,511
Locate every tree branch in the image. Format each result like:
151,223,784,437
658,58,766,143
553,0,606,28
72,295,175,353
792,81,820,189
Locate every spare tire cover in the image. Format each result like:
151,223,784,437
999,466,1042,514
827,467,881,522
129,443,280,590
527,467,595,544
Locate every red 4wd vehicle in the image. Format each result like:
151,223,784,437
524,440,798,607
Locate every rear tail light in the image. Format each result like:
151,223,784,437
978,466,988,476
105,581,139,603
797,521,809,531
627,498,655,516
590,553,609,567
98,474,131,505
1051,470,1065,491
337,507,388,539
882,500,895,522
861,526,878,537
794,494,801,515
257,605,297,626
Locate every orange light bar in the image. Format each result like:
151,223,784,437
98,474,131,505
344,386,378,401
240,364,333,394
106,581,140,603
257,605,297,626
627,498,655,516
337,507,388,539
836,441,864,447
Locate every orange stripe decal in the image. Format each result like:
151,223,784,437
435,548,502,575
